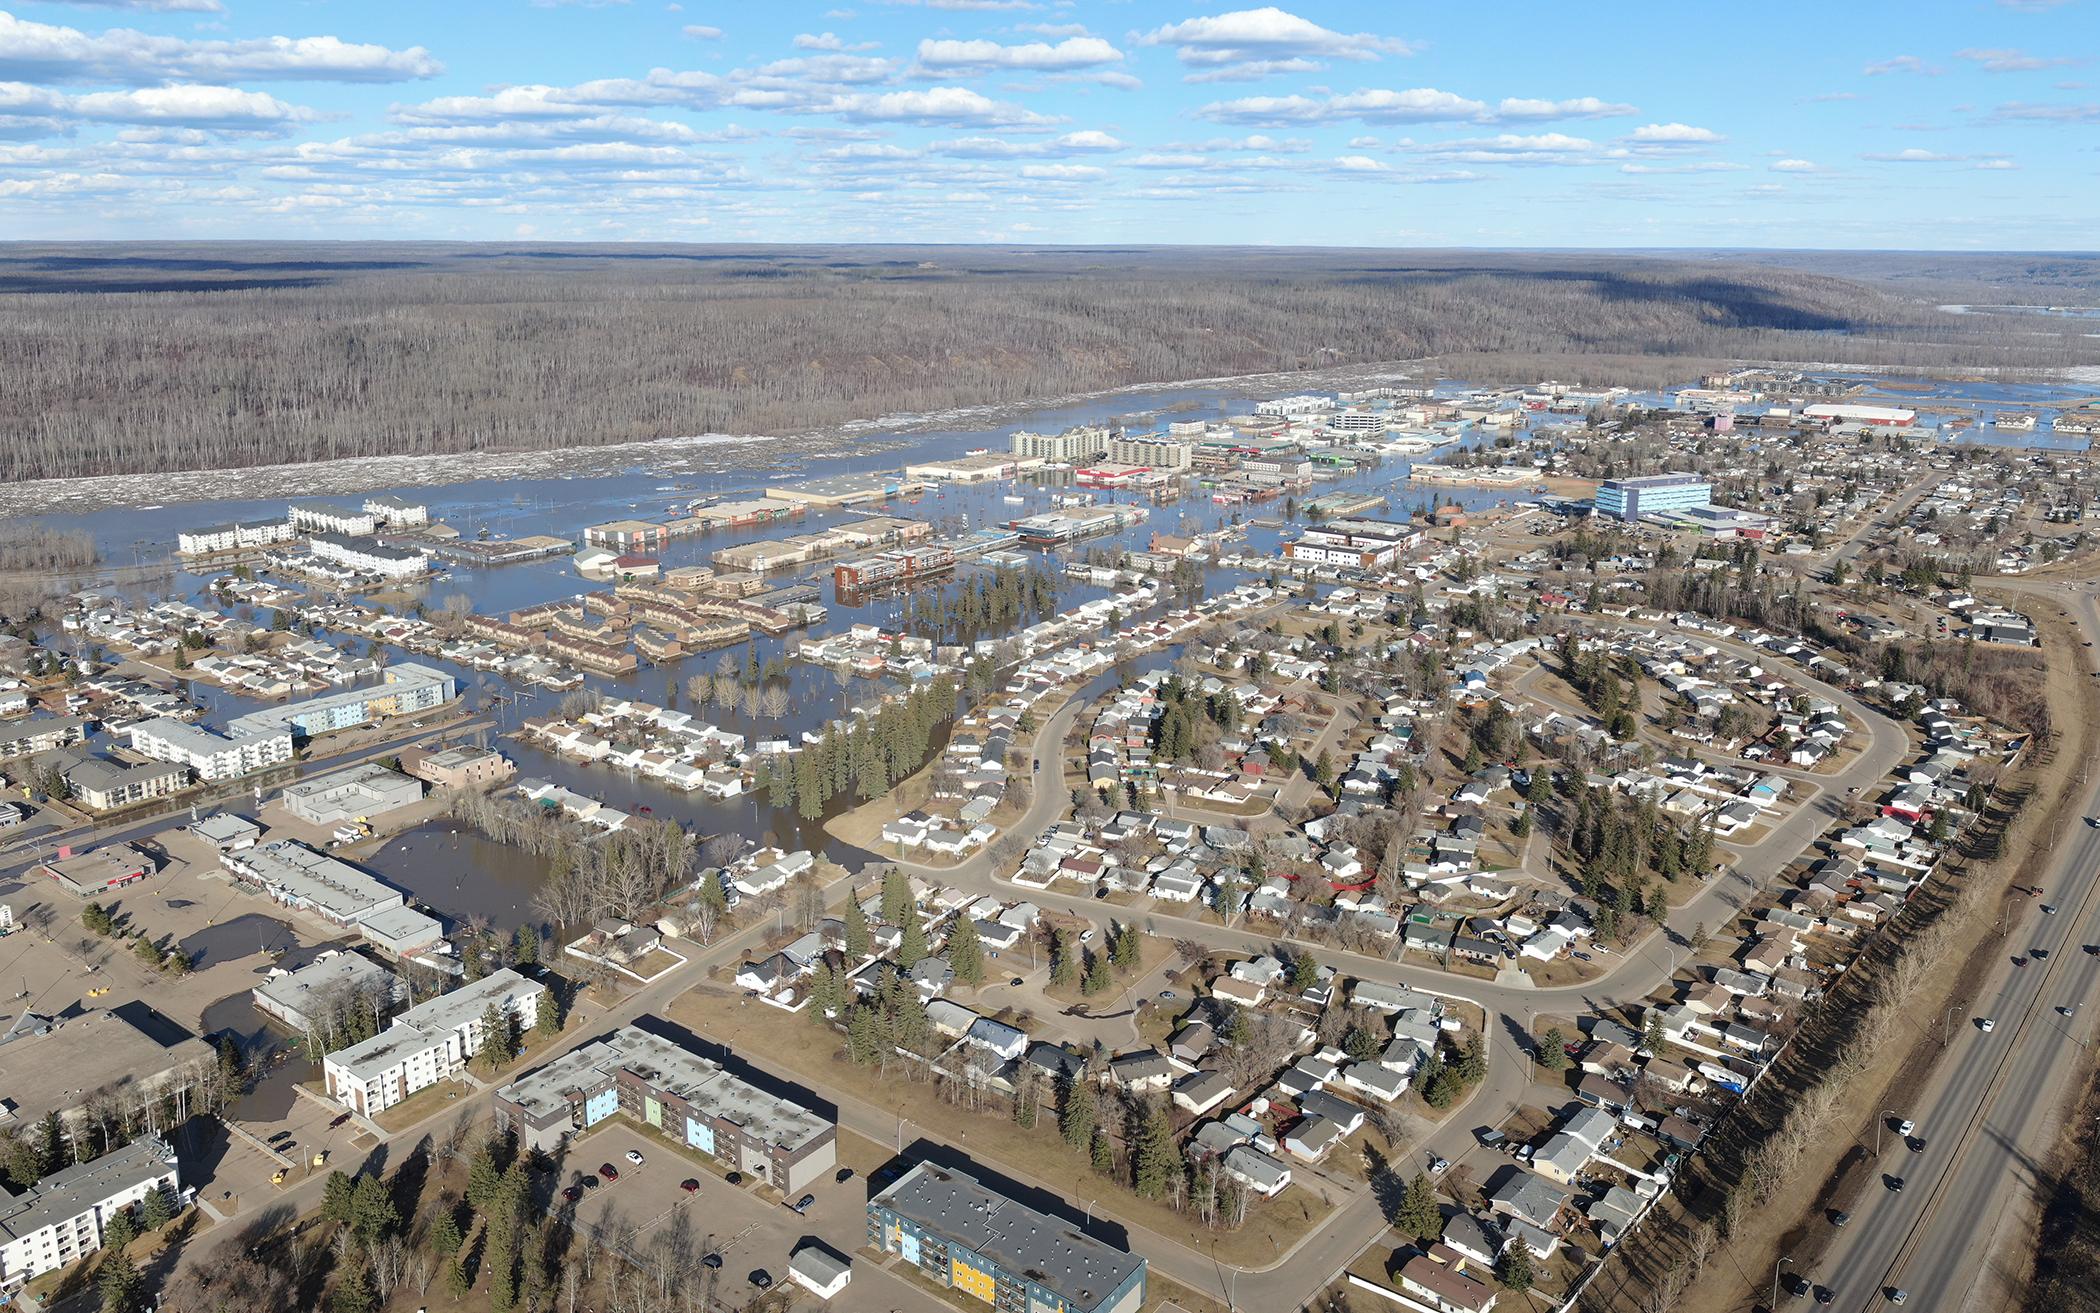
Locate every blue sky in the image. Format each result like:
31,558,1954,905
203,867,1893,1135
1,1,2094,247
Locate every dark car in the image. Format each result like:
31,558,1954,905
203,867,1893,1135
329,1113,352,1129
1886,1175,1905,1193
1009,977,1023,987
1830,1209,1850,1228
726,1171,743,1186
600,1163,620,1182
580,1174,599,1190
562,1185,583,1203
702,1253,722,1270
1786,1273,1812,1297
750,1270,772,1289
1815,1287,1835,1305
835,1168,854,1183
680,1178,700,1193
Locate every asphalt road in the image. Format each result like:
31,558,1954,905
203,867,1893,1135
1810,581,2100,1313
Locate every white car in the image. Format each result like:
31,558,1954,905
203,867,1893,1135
1895,1119,1915,1137
1979,1017,1996,1033
625,1150,646,1166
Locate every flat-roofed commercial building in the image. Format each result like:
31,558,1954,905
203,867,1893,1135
1595,473,1712,522
227,663,455,739
281,761,423,825
127,717,293,781
494,1025,838,1194
0,1136,181,1291
252,950,400,1033
224,840,403,926
1103,436,1193,470
867,1163,1146,1313
1284,518,1419,570
583,520,669,553
324,969,545,1115
403,745,515,791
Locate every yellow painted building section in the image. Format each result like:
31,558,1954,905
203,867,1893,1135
950,1257,997,1303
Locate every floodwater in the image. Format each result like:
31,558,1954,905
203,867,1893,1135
178,913,305,969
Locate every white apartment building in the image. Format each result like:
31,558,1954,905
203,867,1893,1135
1255,395,1332,419
323,969,547,1115
0,1137,180,1290
176,517,295,555
1325,411,1392,434
1103,436,1194,470
127,718,294,781
309,532,431,578
362,495,431,527
289,502,378,536
1008,426,1111,464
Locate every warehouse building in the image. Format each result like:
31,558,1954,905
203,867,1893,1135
867,1163,1146,1313
494,1025,838,1194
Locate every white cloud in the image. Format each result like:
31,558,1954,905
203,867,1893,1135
826,86,1054,125
1771,158,1818,171
682,24,724,39
915,36,1123,72
1991,100,2100,122
930,128,1121,157
1199,86,1484,124
1974,157,2017,168
1861,147,1963,161
41,0,222,10
68,83,314,127
1864,55,1941,76
0,12,442,84
1332,154,1386,171
1628,122,1722,143
1956,47,2078,72
1015,23,1090,38
1140,6,1410,80
1018,162,1104,179
1496,96,1636,121
1618,160,1746,174
795,32,878,52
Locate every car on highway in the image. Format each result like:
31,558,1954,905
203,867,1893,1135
2033,948,2051,960
2043,903,2059,915
625,1149,646,1166
1886,1290,1908,1305
1886,1175,1905,1193
2086,945,2099,956
1979,1017,1996,1032
1829,1210,1850,1228
600,1163,620,1182
1894,1118,1915,1136
2060,1005,2077,1018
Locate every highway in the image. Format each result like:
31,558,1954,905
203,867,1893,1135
1811,580,2100,1313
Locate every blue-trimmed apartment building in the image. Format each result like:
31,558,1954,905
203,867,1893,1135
228,662,457,740
492,1025,837,1195
868,1163,1146,1313
1595,473,1712,523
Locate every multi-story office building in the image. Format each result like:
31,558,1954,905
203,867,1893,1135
495,1025,838,1194
126,718,293,781
1594,473,1712,522
0,1137,181,1291
227,663,455,739
324,969,545,1115
1008,426,1111,464
868,1163,1146,1313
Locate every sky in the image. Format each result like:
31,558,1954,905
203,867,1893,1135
0,1,2095,248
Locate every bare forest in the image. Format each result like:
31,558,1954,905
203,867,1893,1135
5,243,2097,484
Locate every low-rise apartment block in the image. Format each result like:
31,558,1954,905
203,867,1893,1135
126,717,294,781
227,662,456,739
323,968,546,1115
290,502,377,536
494,1025,838,1194
0,1137,181,1291
868,1163,1146,1313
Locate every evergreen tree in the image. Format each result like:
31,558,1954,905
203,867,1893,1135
948,915,984,985
97,1249,145,1313
1457,1033,1487,1085
322,1169,356,1224
1132,1102,1177,1199
328,1259,377,1313
1059,1076,1096,1150
1050,931,1077,987
466,1144,501,1211
512,925,539,968
1342,1026,1382,1063
845,899,872,958
880,867,912,926
1495,1243,1535,1292
1090,1128,1115,1177
349,1173,398,1244
1399,1173,1442,1241
102,1207,138,1253
430,1208,463,1258
138,1184,174,1231
1537,1028,1569,1072
1110,923,1139,972
898,917,928,970
1082,952,1111,996
535,987,562,1037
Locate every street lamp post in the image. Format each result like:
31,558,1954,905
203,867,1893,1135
1877,1109,1899,1156
1773,1256,1793,1310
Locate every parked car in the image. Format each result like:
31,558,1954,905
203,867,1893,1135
625,1150,646,1166
562,1185,583,1203
750,1270,772,1290
792,1193,816,1213
1428,1157,1450,1177
600,1163,620,1182
702,1253,722,1270
1829,1210,1850,1228
1886,1290,1908,1306
580,1174,599,1190
726,1171,743,1186
680,1178,700,1193
836,1168,855,1183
